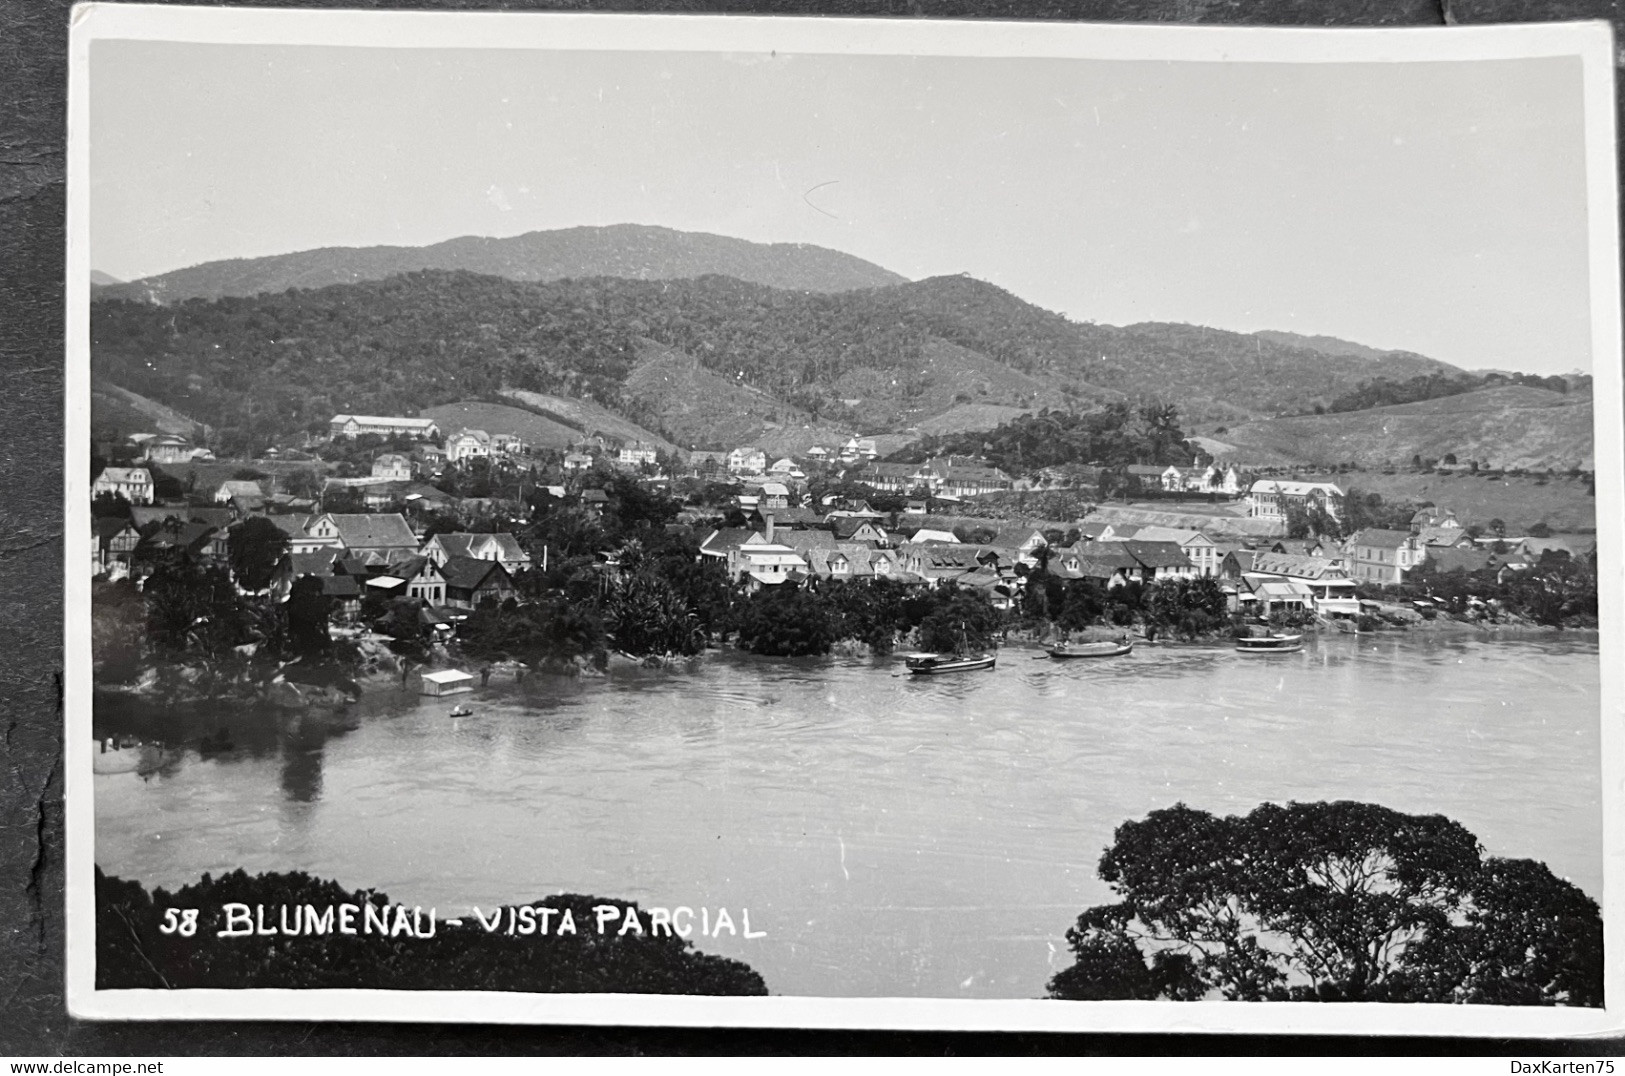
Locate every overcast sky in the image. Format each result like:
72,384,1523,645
90,41,1594,375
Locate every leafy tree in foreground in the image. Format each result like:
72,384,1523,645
1048,801,1601,1006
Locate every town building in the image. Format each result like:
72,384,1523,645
1244,553,1359,616
445,429,493,464
421,531,532,573
92,466,154,505
304,513,420,562
1247,480,1345,522
440,556,517,610
1125,526,1219,577
1345,528,1428,585
330,415,441,440
727,446,767,475
214,479,265,506
619,442,659,468
141,435,196,465
372,453,413,481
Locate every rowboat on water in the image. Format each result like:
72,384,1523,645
1236,633,1304,654
1047,640,1133,660
903,651,997,674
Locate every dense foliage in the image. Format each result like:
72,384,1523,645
1048,801,1601,1005
92,268,1472,456
890,403,1192,475
97,867,767,994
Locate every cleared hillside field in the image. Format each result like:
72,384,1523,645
92,382,206,439
1306,470,1595,533
1218,386,1593,472
496,390,673,452
420,401,585,450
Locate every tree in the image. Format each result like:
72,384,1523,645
1528,521,1552,538
285,574,332,658
733,587,834,657
1048,801,1601,1006
228,517,291,592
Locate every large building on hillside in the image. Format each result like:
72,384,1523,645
1247,480,1345,522
330,414,441,441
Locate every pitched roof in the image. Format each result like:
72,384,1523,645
1249,553,1346,580
1350,528,1417,548
217,480,264,498
1075,542,1142,570
699,528,760,556
1118,540,1194,569
324,513,418,548
782,530,840,553
831,517,884,540
1131,526,1211,545
441,555,511,591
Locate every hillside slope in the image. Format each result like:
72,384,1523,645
91,381,207,438
1218,386,1593,472
94,224,908,304
91,266,1491,458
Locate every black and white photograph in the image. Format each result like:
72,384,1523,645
64,6,1624,1034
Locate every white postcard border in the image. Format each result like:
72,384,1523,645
63,3,1625,1036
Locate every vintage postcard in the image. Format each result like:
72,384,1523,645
65,4,1623,1034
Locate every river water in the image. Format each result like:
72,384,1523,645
94,631,1601,999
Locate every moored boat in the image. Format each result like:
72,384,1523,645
1236,633,1304,654
904,651,997,674
1047,640,1133,659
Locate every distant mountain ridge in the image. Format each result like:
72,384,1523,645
91,264,1484,457
93,224,909,304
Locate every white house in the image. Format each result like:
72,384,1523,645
1247,480,1344,522
445,429,492,464
372,453,413,480
727,446,767,475
1130,526,1219,578
92,466,154,505
618,442,659,467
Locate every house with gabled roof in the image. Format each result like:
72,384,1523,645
92,466,154,505
1346,527,1427,585
372,453,413,480
93,517,142,576
441,556,516,610
446,429,493,464
214,479,264,505
983,527,1049,567
831,518,887,544
1247,480,1344,522
305,513,419,559
1132,526,1219,577
420,531,531,573
1245,552,1359,616
727,446,767,475
1047,547,1133,588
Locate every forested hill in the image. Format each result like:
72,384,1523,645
91,267,1470,454
91,224,907,305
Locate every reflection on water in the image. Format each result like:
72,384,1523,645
95,632,1601,999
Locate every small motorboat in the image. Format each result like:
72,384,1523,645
904,651,997,674
448,704,474,717
1236,633,1304,654
1048,639,1133,660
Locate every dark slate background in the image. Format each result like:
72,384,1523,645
3,0,1621,1055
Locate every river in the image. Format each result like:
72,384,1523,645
94,630,1601,999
